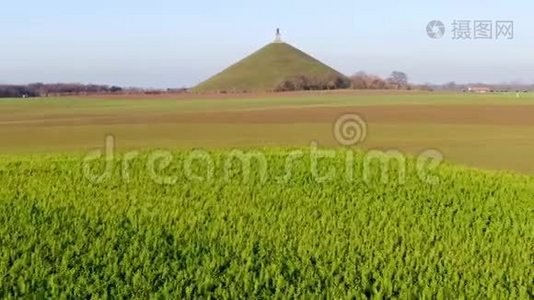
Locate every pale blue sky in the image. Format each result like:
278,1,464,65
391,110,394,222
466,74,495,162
1,0,532,88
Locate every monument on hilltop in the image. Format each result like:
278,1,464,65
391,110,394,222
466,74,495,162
194,29,349,93
274,28,283,43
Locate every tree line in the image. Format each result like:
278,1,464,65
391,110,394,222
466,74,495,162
274,74,351,92
349,71,409,90
274,71,410,92
0,83,123,98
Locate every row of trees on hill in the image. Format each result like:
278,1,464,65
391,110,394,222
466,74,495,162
274,71,410,92
274,74,351,92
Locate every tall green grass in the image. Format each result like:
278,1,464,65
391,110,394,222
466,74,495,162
0,149,532,298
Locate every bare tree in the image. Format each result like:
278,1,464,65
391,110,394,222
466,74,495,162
369,77,387,89
387,71,408,89
349,71,368,89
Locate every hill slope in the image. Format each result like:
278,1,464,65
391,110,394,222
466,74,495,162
194,43,347,92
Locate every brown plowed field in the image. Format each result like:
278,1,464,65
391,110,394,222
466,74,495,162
3,105,533,127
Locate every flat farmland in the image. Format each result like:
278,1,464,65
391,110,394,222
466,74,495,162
1,91,534,174
1,91,533,297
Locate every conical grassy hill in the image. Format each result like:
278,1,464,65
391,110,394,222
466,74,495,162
194,42,348,93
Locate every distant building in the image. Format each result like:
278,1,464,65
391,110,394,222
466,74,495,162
467,86,491,93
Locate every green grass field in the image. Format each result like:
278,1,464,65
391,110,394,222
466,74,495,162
0,150,532,298
0,91,533,297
